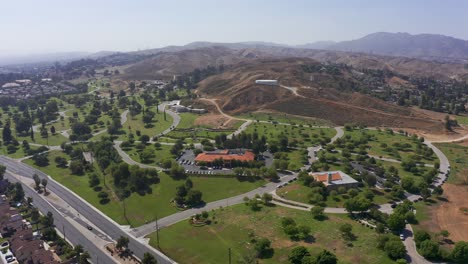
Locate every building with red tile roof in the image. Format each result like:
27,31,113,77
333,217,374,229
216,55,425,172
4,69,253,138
310,171,359,190
195,150,255,165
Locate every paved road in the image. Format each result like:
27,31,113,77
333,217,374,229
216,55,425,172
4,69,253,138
130,173,298,238
402,224,432,264
151,102,180,141
0,156,175,264
4,171,117,264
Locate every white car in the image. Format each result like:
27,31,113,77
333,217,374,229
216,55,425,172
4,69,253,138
399,234,405,240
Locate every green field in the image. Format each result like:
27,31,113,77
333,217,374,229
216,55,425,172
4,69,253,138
121,143,175,166
119,106,173,140
340,129,436,164
277,182,390,207
455,115,468,125
166,112,238,141
434,143,468,185
237,112,331,126
149,204,396,264
0,144,40,159
245,122,336,148
17,132,69,146
23,151,265,226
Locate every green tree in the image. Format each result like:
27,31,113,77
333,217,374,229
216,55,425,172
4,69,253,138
419,240,440,259
384,240,407,260
0,165,6,181
339,223,353,241
288,246,310,264
254,238,272,258
41,178,48,193
450,241,468,263
2,121,12,143
116,236,130,251
314,249,338,264
33,174,41,190
142,252,158,264
185,190,203,207
310,206,325,220
387,213,406,231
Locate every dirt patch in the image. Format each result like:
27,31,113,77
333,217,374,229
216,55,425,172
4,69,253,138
421,184,468,242
194,114,234,129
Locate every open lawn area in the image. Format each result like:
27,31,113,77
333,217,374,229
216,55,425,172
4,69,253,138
121,143,175,166
277,182,391,207
237,112,331,126
0,144,40,159
166,112,237,141
434,143,468,185
149,204,396,264
340,129,436,164
117,105,173,141
245,122,336,148
455,115,468,125
23,150,265,226
17,132,69,146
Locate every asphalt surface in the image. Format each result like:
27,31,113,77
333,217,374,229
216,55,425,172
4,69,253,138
0,156,175,264
4,171,116,264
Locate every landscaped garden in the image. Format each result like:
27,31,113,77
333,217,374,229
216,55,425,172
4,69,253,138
23,150,265,227
148,204,398,264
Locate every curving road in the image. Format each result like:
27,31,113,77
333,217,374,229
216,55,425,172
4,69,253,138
0,156,175,264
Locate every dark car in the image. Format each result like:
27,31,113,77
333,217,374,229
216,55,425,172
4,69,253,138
87,225,93,230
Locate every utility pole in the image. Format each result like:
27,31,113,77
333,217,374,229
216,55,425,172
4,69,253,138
62,224,66,241
228,248,231,264
155,214,160,248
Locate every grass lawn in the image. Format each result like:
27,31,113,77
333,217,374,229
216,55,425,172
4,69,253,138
149,204,396,264
434,143,468,185
166,112,238,141
17,133,69,146
23,151,265,226
245,123,336,148
342,129,436,164
237,112,331,126
118,106,173,141
0,144,39,159
121,143,175,166
377,160,427,186
455,115,468,125
277,182,390,207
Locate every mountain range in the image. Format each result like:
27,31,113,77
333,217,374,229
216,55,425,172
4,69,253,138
2,32,468,66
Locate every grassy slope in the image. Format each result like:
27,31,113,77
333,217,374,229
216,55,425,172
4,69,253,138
245,123,336,148
149,204,395,264
23,151,264,226
344,129,436,164
277,182,390,207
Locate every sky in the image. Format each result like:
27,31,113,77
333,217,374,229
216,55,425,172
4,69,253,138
1,0,467,56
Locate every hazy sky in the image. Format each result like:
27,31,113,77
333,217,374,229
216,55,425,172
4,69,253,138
1,0,467,55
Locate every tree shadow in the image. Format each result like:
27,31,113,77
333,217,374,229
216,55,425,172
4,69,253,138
304,235,316,243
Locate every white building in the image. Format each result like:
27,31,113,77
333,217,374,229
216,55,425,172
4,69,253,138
255,80,278,86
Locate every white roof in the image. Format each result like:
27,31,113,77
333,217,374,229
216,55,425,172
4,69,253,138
1,83,20,88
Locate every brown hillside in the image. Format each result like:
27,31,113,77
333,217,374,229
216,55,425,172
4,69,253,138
197,58,444,132
121,46,258,80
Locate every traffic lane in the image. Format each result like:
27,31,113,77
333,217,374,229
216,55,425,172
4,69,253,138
3,159,174,264
5,172,116,264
